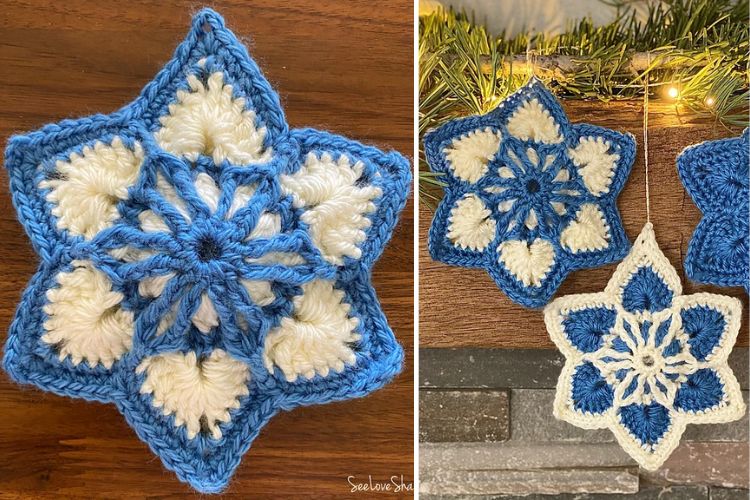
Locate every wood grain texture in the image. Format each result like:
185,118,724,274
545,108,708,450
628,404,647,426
420,100,748,348
0,1,414,497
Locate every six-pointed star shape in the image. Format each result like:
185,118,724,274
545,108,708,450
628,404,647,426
2,9,410,493
545,223,745,470
424,78,636,308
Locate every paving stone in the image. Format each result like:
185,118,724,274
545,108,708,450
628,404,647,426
420,468,639,496
419,389,509,442
420,349,564,389
420,348,748,390
420,442,636,470
710,487,750,500
510,389,748,443
421,485,709,499
642,442,749,489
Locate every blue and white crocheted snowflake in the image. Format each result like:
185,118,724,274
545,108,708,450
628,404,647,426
3,9,410,493
424,78,635,308
678,128,749,293
545,223,745,470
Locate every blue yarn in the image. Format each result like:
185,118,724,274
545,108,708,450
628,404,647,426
2,9,410,493
680,305,726,362
621,267,674,314
678,128,749,293
562,306,616,352
620,375,640,401
618,403,671,447
571,361,614,414
424,78,635,308
653,317,672,347
673,369,724,412
611,336,631,353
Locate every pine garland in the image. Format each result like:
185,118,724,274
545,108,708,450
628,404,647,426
419,0,749,205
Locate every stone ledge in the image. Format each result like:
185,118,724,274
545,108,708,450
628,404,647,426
420,468,639,496
420,348,749,390
421,484,709,499
642,442,749,489
419,389,509,442
421,442,636,470
510,389,749,443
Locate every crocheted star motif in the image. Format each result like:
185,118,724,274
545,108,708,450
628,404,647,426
545,223,745,470
424,78,635,307
678,128,749,292
3,9,410,493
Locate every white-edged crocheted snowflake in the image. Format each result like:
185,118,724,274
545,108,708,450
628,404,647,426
545,223,746,470
3,9,410,493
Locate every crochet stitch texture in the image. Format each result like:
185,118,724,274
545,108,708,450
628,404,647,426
3,9,410,493
545,223,745,470
678,128,749,293
424,78,635,308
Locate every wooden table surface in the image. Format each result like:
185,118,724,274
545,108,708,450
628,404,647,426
0,1,414,497
420,100,748,348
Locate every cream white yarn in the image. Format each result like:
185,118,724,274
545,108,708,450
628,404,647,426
447,193,497,251
498,238,555,287
42,260,134,368
560,203,610,253
281,152,382,265
40,138,143,239
155,72,271,165
444,128,502,183
506,98,563,144
137,349,250,439
263,279,360,382
568,136,620,197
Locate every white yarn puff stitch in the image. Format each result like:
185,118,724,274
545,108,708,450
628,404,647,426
2,9,410,493
544,223,745,470
424,78,636,308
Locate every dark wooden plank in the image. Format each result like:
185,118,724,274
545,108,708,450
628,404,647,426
420,100,748,348
0,1,414,497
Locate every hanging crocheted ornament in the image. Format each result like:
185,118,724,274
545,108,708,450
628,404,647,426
3,9,410,493
424,78,636,308
545,223,746,470
678,128,749,292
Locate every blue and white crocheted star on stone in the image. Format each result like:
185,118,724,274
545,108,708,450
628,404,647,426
2,9,410,493
678,128,749,293
424,78,635,308
545,223,745,470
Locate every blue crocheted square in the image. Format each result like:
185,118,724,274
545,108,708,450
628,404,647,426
3,9,410,493
424,78,636,307
678,128,749,293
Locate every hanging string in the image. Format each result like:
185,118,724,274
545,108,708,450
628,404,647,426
526,39,535,79
643,53,651,224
